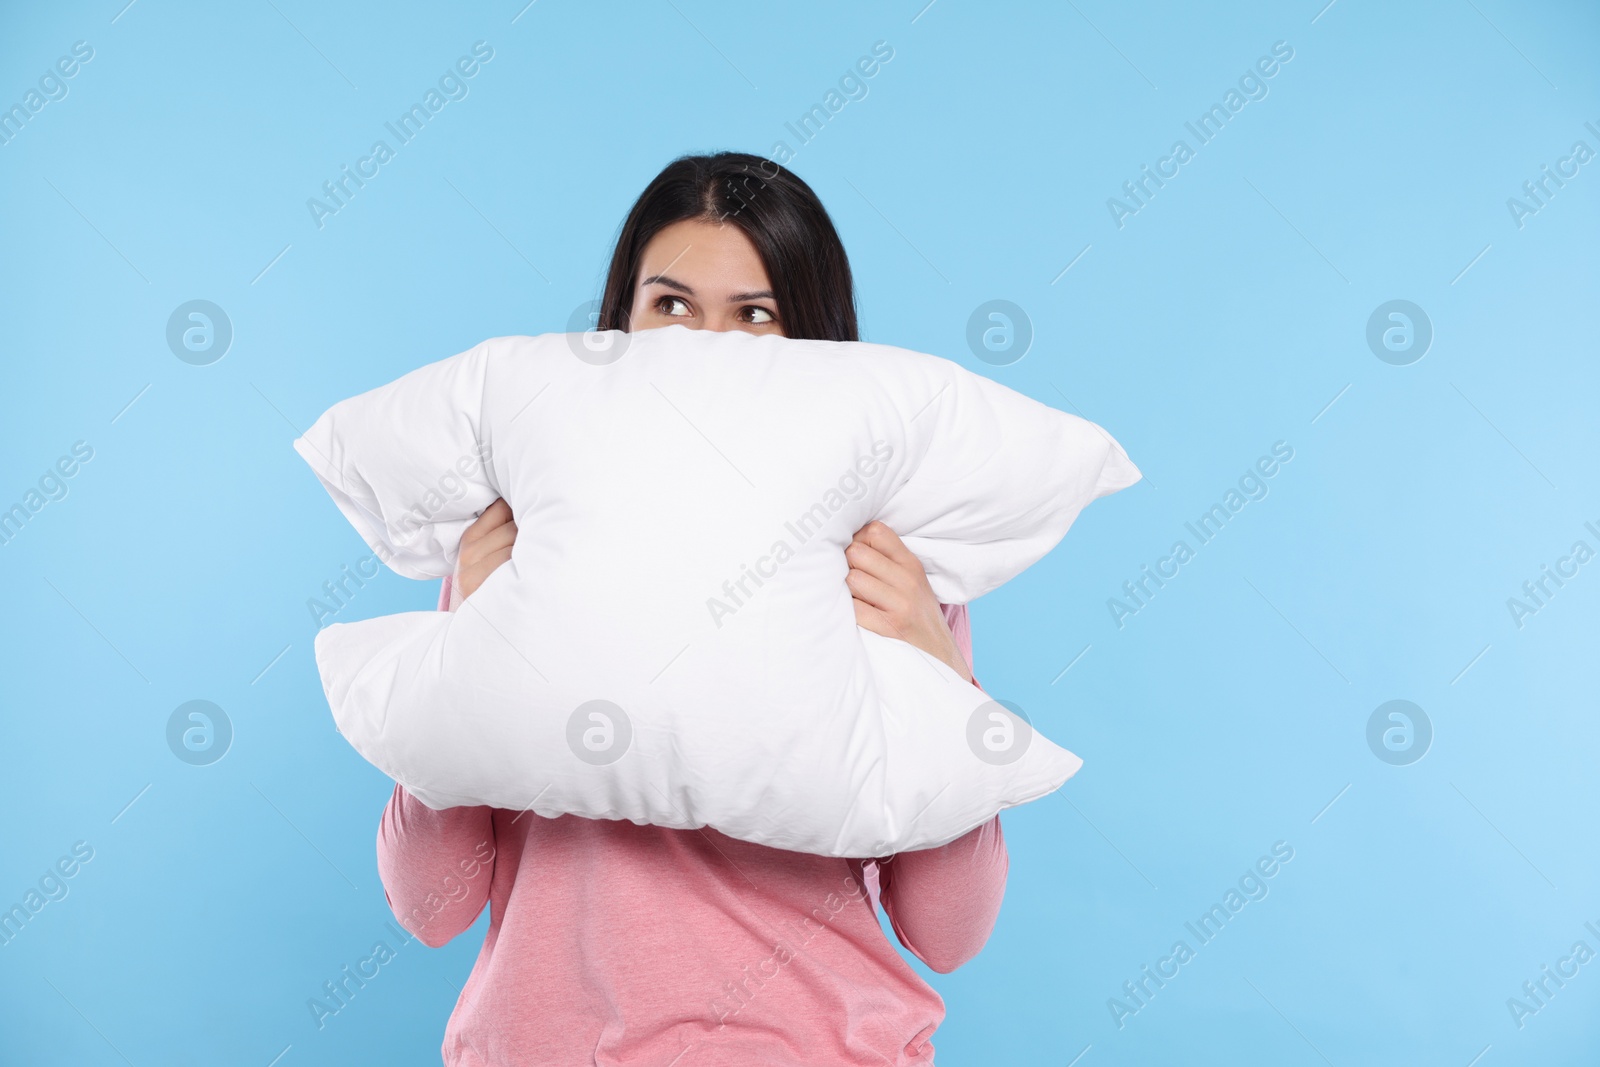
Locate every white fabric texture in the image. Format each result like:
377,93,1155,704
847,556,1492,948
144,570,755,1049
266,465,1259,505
295,325,1140,856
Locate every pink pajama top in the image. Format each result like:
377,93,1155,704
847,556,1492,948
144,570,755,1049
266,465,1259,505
375,576,1008,1066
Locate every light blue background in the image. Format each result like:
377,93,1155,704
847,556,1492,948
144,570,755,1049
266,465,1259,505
2,1,1597,1063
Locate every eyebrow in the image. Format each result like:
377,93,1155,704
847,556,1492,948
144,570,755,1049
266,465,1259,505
640,274,775,302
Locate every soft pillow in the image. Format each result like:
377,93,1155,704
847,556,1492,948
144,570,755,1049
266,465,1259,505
295,325,1140,857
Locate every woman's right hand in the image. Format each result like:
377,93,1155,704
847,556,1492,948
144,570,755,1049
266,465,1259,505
455,498,517,602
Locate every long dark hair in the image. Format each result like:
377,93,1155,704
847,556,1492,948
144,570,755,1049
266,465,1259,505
596,152,859,343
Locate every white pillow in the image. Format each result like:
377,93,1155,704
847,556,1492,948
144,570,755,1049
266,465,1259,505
295,325,1140,857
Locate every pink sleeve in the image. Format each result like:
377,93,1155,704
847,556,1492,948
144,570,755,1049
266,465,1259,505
376,785,496,947
373,574,495,948
873,602,1008,973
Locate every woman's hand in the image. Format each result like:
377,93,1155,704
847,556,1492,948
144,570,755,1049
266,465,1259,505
846,520,973,683
455,498,517,602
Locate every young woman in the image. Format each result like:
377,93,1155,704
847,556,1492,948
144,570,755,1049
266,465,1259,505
377,152,1008,1066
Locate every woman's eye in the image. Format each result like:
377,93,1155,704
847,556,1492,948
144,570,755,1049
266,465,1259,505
743,305,776,325
655,296,691,317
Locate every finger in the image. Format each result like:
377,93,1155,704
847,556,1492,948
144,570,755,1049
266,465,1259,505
462,498,513,543
476,545,514,573
463,509,516,545
459,546,514,600
858,520,921,570
460,519,517,567
851,597,893,636
844,539,905,587
479,498,515,532
850,533,929,593
845,565,905,614
479,518,519,553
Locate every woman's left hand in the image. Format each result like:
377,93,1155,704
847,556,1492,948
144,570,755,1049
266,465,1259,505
846,520,973,684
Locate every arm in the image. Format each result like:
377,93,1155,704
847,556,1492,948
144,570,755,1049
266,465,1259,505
376,785,496,948
374,503,516,947
877,810,1008,974
874,601,1009,972
844,522,1013,974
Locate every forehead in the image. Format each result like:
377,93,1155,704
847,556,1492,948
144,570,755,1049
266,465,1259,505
637,219,771,288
